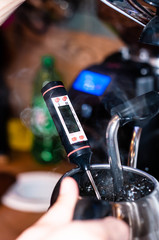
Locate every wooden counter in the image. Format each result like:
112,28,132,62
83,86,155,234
0,151,74,240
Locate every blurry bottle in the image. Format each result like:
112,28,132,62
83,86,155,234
7,117,33,152
31,56,64,164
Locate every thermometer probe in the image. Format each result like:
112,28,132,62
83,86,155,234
41,81,101,200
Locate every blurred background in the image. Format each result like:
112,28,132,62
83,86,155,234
0,0,125,163
1,1,159,239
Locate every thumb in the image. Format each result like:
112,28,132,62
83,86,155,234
38,177,79,226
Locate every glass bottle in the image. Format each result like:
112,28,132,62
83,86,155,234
31,56,64,164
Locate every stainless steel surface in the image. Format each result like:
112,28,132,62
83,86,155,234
106,115,124,195
128,126,142,168
62,164,159,239
100,0,155,26
100,0,159,46
86,170,101,200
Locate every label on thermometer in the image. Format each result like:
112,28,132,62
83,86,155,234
51,95,88,144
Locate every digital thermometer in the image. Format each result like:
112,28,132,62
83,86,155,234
41,81,101,200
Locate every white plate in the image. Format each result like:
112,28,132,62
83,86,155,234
2,171,62,212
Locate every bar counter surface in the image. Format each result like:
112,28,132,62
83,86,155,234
0,151,74,240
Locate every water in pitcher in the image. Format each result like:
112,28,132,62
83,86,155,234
76,169,154,202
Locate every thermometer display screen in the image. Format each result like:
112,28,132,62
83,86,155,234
59,105,80,133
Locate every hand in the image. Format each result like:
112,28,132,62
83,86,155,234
16,177,129,240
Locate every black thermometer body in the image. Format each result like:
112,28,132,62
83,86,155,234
41,81,92,170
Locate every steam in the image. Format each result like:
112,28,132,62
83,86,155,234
20,107,32,129
7,67,37,116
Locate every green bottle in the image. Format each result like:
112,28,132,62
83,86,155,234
31,56,64,164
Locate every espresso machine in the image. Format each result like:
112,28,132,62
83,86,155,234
98,0,159,181
101,0,159,46
67,0,159,181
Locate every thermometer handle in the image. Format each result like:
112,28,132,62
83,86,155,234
41,81,92,170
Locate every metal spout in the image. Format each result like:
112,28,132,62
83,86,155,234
128,126,142,168
106,114,124,198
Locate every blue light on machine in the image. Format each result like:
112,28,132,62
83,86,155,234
72,70,111,96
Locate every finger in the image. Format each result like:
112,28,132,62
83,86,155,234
37,177,79,227
74,217,129,240
45,217,129,240
17,177,79,240
16,224,48,240
101,217,129,240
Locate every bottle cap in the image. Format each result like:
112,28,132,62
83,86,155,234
41,56,55,68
